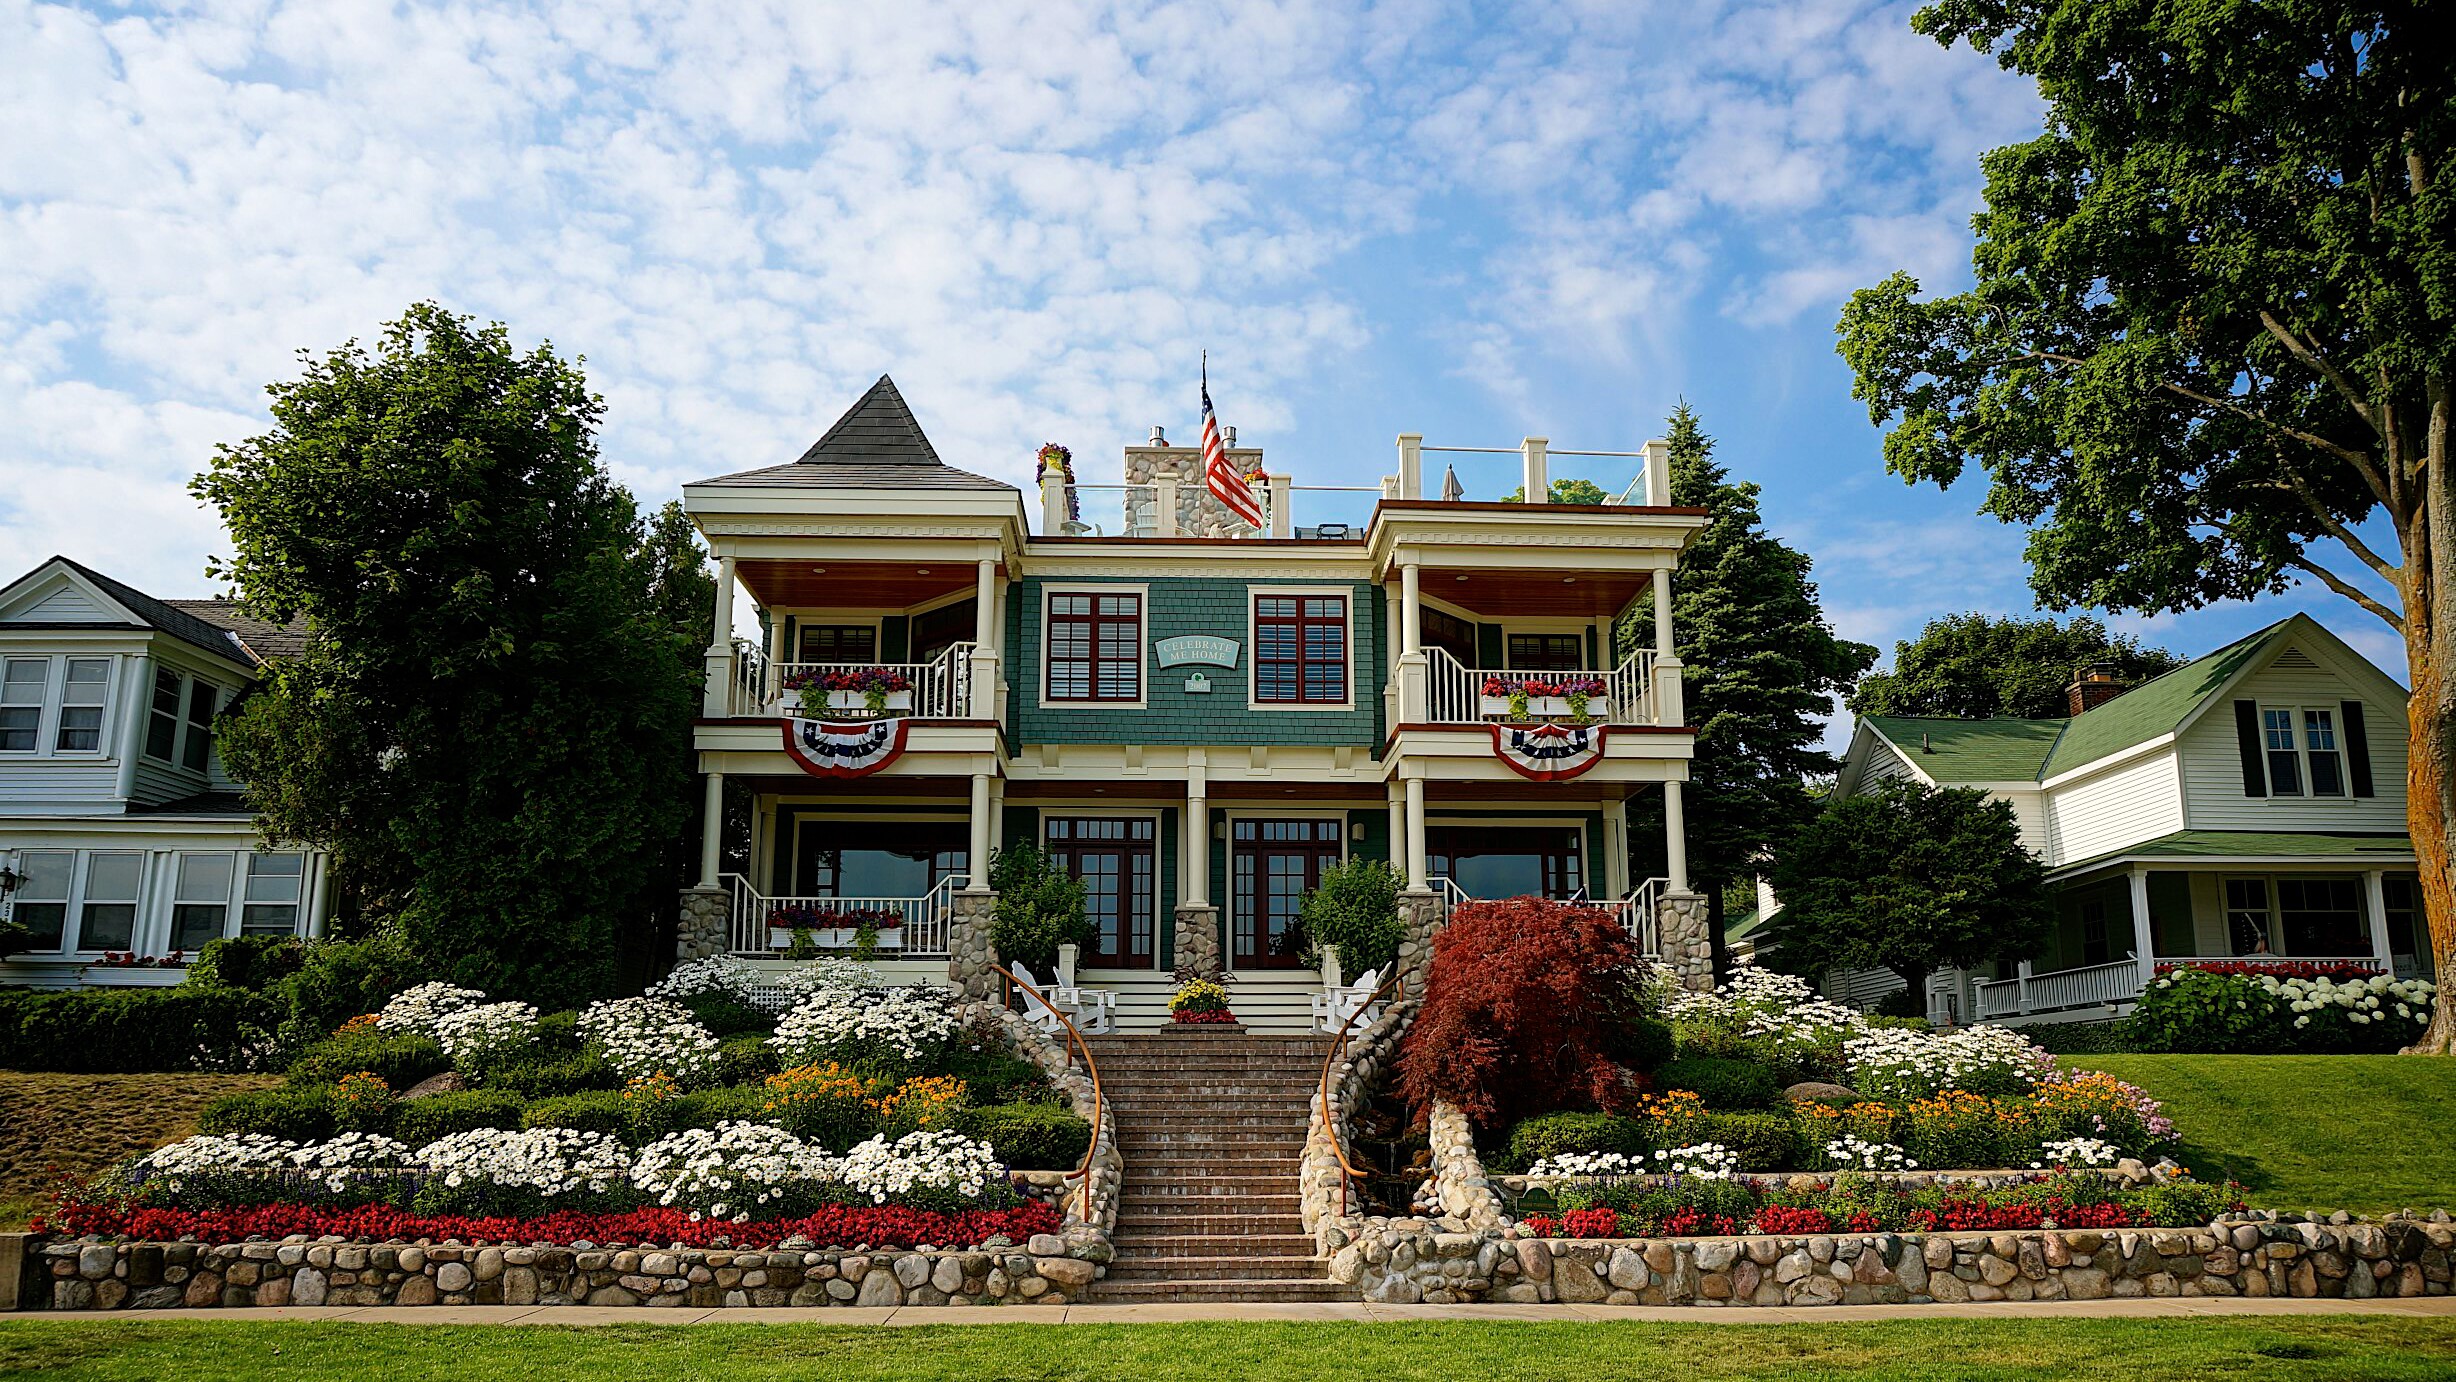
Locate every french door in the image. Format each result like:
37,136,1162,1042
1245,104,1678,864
1046,816,1157,968
1232,818,1344,969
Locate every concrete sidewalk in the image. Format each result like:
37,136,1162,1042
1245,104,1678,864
8,1297,2456,1326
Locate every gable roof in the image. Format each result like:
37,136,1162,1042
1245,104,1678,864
1852,614,2403,788
691,375,1015,493
0,558,307,670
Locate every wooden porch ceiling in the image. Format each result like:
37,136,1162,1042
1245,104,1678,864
1414,566,1654,619
737,559,982,611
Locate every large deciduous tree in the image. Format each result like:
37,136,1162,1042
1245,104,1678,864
196,303,700,1008
1764,779,2053,1000
1626,404,1876,970
1850,612,2184,720
1835,2,2456,1049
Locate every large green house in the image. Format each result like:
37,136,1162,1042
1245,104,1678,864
677,376,1710,1028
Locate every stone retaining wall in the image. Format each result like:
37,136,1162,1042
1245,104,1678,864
33,1233,1114,1311
973,1003,1121,1235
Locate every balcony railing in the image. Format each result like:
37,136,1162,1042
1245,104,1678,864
1432,876,1669,956
1422,648,1659,726
1047,479,1383,540
724,873,956,959
724,643,978,720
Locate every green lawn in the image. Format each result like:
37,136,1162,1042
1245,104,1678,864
2,1319,2454,1382
2069,1055,2456,1214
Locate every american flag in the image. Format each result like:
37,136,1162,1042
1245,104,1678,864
1201,357,1265,528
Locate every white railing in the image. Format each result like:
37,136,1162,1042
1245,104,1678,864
1399,438,1672,509
763,642,975,720
728,641,769,717
1044,477,1382,539
1974,953,2395,1021
1423,647,1657,726
1431,875,1666,954
725,873,957,959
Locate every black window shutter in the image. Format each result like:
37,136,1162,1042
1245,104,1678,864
2233,700,2267,796
2342,699,2374,797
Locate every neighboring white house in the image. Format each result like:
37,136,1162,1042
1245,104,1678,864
0,557,330,988
1826,614,2423,1025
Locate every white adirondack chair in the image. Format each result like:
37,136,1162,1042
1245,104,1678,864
1311,965,1383,1033
1011,962,1070,1036
1013,962,1118,1036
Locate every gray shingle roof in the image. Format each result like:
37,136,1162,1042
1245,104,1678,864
690,374,1017,493
166,600,313,663
53,558,251,665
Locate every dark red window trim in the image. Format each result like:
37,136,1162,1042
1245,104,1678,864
1254,593,1348,705
1044,591,1143,703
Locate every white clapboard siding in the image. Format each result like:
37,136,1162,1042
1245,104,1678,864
2043,750,2184,866
1997,788,2050,856
6,582,115,623
0,758,128,811
2179,654,2409,831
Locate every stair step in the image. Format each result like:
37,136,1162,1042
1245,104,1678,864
1111,1234,1317,1254
1110,1220,1311,1239
1103,1257,1329,1282
1088,1279,1349,1302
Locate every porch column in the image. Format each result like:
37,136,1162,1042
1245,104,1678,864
1662,778,1689,895
2363,869,2394,969
967,772,993,890
1652,566,1674,657
989,778,1005,868
1602,797,1630,898
699,770,724,888
1387,783,1405,872
970,557,999,717
703,554,737,716
1404,775,1428,889
1185,769,1209,905
1398,558,1427,723
1175,761,1221,980
2127,867,2156,984
1650,565,1684,726
755,799,778,894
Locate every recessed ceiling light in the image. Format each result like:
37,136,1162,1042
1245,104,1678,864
1454,575,1470,582
1562,577,1576,584
916,568,932,575
810,567,826,574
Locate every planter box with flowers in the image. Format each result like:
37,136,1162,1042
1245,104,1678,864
767,905,907,951
1169,978,1237,1027
1479,675,1609,723
782,667,914,719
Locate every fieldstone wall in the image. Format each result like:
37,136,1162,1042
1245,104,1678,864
1300,996,1414,1235
973,1003,1123,1234
1172,902,1221,982
1119,448,1268,537
36,1235,1114,1311
946,888,999,1003
1655,890,1711,990
1392,889,1443,1005
676,886,730,963
1424,1099,1507,1232
1324,1218,1511,1305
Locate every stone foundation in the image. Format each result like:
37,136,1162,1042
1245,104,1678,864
35,1236,1113,1311
676,885,729,963
1654,890,1712,990
1171,903,1220,982
945,887,999,1003
1391,888,1443,1005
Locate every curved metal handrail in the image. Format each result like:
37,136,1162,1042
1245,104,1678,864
1314,967,1408,1219
990,961,1105,1224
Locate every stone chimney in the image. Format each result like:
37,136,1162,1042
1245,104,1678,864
1125,429,1267,537
2065,662,2130,716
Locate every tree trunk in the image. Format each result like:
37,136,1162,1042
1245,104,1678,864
2404,618,2456,1053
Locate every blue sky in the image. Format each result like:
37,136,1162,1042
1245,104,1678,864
0,0,2406,727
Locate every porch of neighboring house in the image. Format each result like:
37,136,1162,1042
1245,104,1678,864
1929,831,2426,1026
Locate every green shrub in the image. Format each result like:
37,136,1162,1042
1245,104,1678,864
939,1048,1052,1106
522,1090,629,1137
1872,988,1926,1020
287,1028,450,1090
1654,1056,1782,1110
1297,857,1405,977
274,934,424,1038
1500,1112,1645,1171
667,1085,770,1132
2022,1020,2138,1055
1698,1112,1799,1172
533,1010,584,1055
1605,1013,1676,1073
1667,1019,1749,1062
683,995,774,1038
486,1049,620,1100
199,1084,336,1140
390,1090,526,1146
714,1032,779,1086
988,845,1092,973
957,1104,1093,1169
187,935,309,991
0,986,284,1073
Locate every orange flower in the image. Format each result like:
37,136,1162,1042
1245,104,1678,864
875,1074,969,1130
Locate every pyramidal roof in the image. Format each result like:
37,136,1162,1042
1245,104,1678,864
794,374,942,467
691,374,1014,492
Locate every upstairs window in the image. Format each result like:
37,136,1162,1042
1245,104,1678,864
796,624,877,664
0,659,44,751
146,667,182,760
181,678,218,772
2260,705,2346,797
1045,592,1142,703
1507,633,1586,672
55,658,109,752
1254,594,1348,705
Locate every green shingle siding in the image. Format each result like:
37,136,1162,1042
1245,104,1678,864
1013,576,1386,747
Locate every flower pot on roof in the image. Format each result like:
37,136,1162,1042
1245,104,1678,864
1479,675,1609,722
784,667,914,719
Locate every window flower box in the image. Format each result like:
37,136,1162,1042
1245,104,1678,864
1479,675,1609,722
823,688,912,715
767,926,907,950
781,668,914,718
1478,694,1608,720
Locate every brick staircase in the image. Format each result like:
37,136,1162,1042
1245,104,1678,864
1084,1028,1347,1302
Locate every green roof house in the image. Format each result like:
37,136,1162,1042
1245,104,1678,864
1827,614,2420,1024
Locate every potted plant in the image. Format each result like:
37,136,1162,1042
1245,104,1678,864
785,668,914,718
1479,674,1610,722
1169,977,1236,1026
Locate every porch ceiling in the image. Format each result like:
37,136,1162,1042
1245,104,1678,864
738,558,982,611
1417,566,1653,618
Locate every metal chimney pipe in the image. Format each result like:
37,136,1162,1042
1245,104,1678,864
1223,426,1237,447
1150,425,1168,446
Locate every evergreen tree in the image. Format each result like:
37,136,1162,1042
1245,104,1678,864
197,303,700,1008
1625,404,1877,972
1851,612,2184,720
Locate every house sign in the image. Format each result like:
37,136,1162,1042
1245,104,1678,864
1154,635,1239,669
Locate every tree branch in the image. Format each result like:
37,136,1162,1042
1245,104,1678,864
2014,349,2382,472
2287,553,2404,632
2258,469,2404,585
2258,309,2384,437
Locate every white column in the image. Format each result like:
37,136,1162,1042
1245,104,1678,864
2363,869,2394,968
970,557,999,718
1405,776,1428,889
1652,567,1675,658
1040,470,1069,533
1387,785,1405,873
967,773,993,890
1662,778,1689,895
756,800,778,894
711,555,736,653
973,559,997,646
699,770,725,888
1186,771,1210,906
1592,616,1612,671
989,778,1006,871
113,654,150,800
1401,561,1423,655
1643,438,1671,507
308,853,333,939
1603,798,1630,898
1397,433,1423,500
2127,867,2157,982
1267,474,1292,538
704,554,737,717
1521,436,1549,502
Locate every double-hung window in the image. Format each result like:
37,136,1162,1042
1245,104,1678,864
240,853,307,935
6,850,73,951
181,679,219,772
796,625,878,664
74,852,144,951
2260,706,2346,797
172,852,237,951
55,658,109,752
1507,633,1586,672
1045,592,1142,703
146,667,183,760
0,659,44,751
1254,594,1347,705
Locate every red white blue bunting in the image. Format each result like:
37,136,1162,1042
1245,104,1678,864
781,718,911,778
1489,722,1609,781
